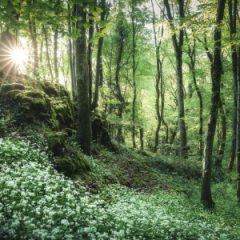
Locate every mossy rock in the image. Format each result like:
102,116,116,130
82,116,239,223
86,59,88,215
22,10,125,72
3,89,23,100
58,84,70,98
65,128,77,137
52,100,74,126
0,83,25,92
0,76,74,131
46,132,68,156
54,151,91,177
39,81,59,97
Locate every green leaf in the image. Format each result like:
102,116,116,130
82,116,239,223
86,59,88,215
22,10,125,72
96,7,103,13
92,11,98,17
2,26,7,32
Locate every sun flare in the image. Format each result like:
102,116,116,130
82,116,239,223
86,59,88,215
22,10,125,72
11,48,27,66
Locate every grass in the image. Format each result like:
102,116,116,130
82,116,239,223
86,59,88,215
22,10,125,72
0,133,240,239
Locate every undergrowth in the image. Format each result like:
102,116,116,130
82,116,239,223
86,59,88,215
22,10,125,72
0,134,240,239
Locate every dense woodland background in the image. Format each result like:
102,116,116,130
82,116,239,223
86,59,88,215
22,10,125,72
1,0,240,239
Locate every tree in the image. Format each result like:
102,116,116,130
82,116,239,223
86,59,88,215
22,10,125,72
227,0,237,171
201,0,226,208
151,0,165,153
76,3,91,155
164,0,188,158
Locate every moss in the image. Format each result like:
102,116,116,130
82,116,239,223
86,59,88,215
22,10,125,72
49,108,60,131
65,128,77,137
0,83,25,92
40,81,59,97
25,90,46,99
53,100,74,126
3,89,22,100
46,132,68,156
58,84,70,98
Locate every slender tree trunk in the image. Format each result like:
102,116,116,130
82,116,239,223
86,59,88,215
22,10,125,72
164,0,188,158
186,36,204,158
140,128,144,150
76,4,91,155
114,15,125,143
91,0,105,111
91,35,104,110
163,120,169,144
228,0,237,171
201,0,226,208
54,26,59,83
68,3,76,100
40,40,43,63
151,0,164,153
131,0,137,148
88,12,94,106
29,19,39,76
43,24,54,81
54,0,60,83
237,47,240,203
116,106,124,143
215,97,226,167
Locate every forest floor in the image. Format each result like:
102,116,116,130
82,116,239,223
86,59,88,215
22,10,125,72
1,122,240,239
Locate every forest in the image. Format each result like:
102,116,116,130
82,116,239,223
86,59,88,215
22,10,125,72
0,0,240,239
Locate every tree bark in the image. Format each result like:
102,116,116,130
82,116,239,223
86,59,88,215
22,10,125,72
201,0,226,208
140,128,144,150
29,19,39,77
68,3,76,100
215,96,226,168
54,0,60,84
151,0,165,153
54,26,59,83
228,0,237,171
164,0,188,158
91,0,105,111
76,4,91,155
88,11,94,106
42,24,54,81
186,35,203,158
237,47,240,203
131,0,137,148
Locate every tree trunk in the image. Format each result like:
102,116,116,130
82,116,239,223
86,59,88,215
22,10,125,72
131,0,137,148
237,47,240,203
201,0,226,208
42,24,54,81
54,26,59,83
151,0,164,153
215,97,226,168
88,10,94,106
228,0,237,171
91,0,105,111
140,128,144,150
76,4,91,155
164,0,188,158
186,36,204,158
29,19,39,77
68,3,76,100
54,0,60,83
